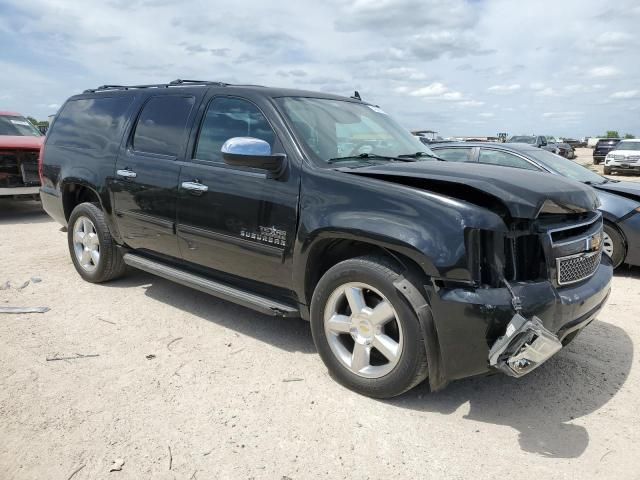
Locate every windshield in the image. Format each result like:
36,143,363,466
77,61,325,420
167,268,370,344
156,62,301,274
545,136,558,143
275,97,433,164
0,115,42,137
615,141,640,151
508,136,536,144
528,149,606,184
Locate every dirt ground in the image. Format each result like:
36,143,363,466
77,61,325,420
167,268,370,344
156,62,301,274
1,151,639,479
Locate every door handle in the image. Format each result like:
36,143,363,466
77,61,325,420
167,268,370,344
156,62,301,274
116,169,137,178
181,181,209,194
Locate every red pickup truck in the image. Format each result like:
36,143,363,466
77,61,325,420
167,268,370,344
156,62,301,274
0,111,44,199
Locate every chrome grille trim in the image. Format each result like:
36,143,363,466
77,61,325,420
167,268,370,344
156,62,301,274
556,250,602,286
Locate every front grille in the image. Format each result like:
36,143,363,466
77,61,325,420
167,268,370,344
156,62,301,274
557,250,602,286
628,155,640,161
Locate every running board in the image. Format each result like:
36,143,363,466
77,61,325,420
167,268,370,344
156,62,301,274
123,254,299,318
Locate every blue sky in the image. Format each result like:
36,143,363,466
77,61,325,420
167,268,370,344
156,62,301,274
1,0,638,137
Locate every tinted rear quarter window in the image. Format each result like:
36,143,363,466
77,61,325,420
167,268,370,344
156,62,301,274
132,95,196,156
48,96,133,151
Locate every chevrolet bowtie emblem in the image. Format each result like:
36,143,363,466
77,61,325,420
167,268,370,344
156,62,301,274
586,232,602,252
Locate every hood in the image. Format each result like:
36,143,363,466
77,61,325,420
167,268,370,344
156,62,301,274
607,149,640,159
594,180,640,202
0,135,44,150
341,161,599,219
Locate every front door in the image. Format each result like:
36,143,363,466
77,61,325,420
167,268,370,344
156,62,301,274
176,96,300,292
113,94,197,259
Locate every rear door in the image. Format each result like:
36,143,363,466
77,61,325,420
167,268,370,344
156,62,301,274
113,94,199,259
176,95,300,292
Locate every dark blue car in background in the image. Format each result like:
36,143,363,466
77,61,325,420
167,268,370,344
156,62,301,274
430,142,640,268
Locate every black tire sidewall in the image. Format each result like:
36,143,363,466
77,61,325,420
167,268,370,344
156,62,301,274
603,223,625,268
310,258,426,398
67,203,114,282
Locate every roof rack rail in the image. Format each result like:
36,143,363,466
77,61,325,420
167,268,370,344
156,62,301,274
83,79,229,93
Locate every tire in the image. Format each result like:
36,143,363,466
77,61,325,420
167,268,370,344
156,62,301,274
593,158,600,165
603,223,625,269
603,166,611,175
310,256,428,398
67,202,126,283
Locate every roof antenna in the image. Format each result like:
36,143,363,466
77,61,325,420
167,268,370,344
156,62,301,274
351,90,362,101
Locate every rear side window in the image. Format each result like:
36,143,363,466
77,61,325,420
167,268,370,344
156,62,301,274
132,95,195,156
194,97,275,163
48,96,133,151
434,148,473,162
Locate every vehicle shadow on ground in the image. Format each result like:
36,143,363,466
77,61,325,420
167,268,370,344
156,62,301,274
105,269,317,354
0,199,49,225
386,320,633,459
614,264,640,279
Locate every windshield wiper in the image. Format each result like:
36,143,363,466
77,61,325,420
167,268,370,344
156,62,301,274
327,153,417,164
398,151,446,161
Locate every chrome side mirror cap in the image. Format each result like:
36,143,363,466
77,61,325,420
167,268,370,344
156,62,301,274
221,137,286,177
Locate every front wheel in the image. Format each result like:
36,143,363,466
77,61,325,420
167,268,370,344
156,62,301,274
603,166,612,175
310,256,428,398
603,223,625,269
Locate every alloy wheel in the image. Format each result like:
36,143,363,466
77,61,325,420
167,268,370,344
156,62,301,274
323,282,403,378
72,216,100,272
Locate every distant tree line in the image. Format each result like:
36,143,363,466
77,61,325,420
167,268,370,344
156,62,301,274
26,116,49,128
604,130,635,139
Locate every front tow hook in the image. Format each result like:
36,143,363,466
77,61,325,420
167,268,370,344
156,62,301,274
488,314,563,377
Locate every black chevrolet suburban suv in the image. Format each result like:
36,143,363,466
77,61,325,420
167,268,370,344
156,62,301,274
40,80,612,398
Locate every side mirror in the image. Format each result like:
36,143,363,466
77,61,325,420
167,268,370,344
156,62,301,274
221,137,286,177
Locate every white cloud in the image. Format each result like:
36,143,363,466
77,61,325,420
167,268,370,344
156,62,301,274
610,90,639,99
588,66,621,78
479,112,494,118
487,84,521,93
458,100,484,107
409,82,449,97
530,82,545,90
536,87,558,97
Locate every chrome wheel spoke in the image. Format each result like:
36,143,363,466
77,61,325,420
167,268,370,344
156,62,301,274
80,249,92,266
373,334,400,362
345,286,366,314
73,230,85,244
326,314,351,334
89,249,100,265
369,300,394,326
350,343,370,372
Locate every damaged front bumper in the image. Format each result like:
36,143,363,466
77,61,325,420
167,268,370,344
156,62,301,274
488,314,563,377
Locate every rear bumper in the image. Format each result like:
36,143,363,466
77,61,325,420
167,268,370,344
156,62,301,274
428,256,612,384
39,187,67,225
0,186,40,197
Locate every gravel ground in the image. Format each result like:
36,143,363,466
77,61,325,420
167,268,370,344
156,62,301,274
1,156,639,479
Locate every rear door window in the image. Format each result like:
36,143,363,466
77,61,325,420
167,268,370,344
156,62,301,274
478,149,539,170
194,97,275,163
434,148,473,162
48,96,134,151
132,95,195,156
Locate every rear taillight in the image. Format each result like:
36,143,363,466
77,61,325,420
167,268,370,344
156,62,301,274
38,143,45,184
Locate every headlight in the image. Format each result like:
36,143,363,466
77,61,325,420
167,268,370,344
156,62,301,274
606,154,613,159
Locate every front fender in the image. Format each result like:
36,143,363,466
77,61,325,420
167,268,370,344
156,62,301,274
293,167,508,303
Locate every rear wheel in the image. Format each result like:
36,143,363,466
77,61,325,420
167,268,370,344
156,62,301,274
602,223,625,269
593,158,600,165
68,202,126,283
310,256,428,398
